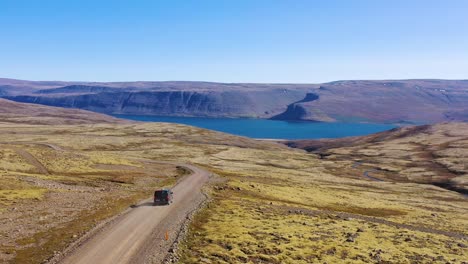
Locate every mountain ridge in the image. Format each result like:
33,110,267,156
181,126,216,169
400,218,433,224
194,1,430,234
2,78,468,123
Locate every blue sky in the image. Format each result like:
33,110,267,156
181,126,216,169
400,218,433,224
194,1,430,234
1,0,467,82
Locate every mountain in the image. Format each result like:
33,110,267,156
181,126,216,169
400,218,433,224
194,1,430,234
286,80,468,123
285,122,468,194
2,78,468,123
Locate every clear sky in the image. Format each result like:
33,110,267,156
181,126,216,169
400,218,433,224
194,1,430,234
1,0,467,83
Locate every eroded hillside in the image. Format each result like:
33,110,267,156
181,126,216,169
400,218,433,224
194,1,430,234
0,106,466,263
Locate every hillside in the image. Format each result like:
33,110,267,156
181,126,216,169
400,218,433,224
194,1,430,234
286,122,468,194
280,80,468,123
0,99,126,125
2,78,468,123
0,101,466,263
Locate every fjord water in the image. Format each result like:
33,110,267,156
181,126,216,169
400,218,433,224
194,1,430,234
114,115,396,140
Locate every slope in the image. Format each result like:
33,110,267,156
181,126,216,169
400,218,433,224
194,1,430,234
286,122,468,193
0,98,127,125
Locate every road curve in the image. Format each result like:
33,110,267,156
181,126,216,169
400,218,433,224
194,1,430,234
58,164,211,264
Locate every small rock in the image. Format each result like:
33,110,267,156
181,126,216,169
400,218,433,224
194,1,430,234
325,247,336,255
356,228,364,232
345,232,358,242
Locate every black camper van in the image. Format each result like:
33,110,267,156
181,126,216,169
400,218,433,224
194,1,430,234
153,189,173,205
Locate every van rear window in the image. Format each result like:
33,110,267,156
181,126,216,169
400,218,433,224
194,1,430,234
155,191,168,198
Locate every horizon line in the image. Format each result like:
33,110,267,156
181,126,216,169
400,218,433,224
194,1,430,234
2,77,468,85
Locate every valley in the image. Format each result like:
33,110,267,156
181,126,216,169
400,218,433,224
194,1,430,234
3,1,468,263
0,99,466,263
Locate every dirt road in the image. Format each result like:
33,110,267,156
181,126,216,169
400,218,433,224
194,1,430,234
14,149,50,175
58,164,211,264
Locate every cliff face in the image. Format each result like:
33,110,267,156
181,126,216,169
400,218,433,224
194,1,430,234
35,85,124,94
5,89,307,118
2,78,468,123
271,93,320,120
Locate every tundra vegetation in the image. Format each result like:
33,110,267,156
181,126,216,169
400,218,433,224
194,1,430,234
0,104,466,263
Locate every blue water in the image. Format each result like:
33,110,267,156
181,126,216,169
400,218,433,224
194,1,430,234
113,115,397,140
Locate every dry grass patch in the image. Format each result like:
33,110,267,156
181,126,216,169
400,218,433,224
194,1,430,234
0,176,47,206
180,186,468,264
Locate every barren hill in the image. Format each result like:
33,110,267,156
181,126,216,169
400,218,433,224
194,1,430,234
286,122,468,193
0,98,126,125
2,78,468,123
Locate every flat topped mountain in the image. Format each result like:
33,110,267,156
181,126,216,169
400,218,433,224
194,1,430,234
2,78,468,123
